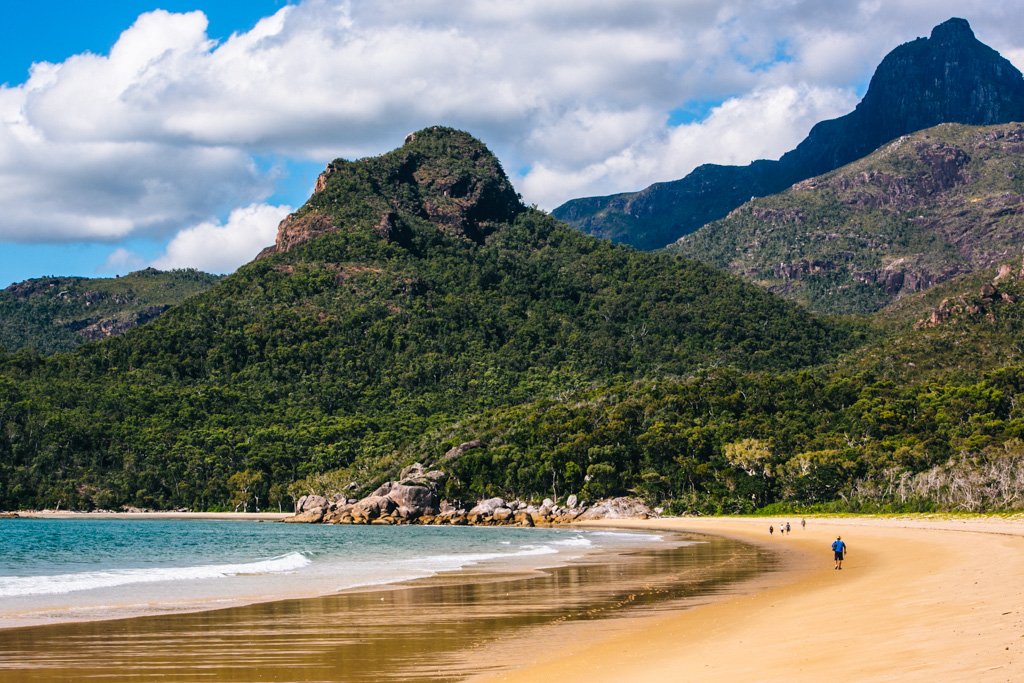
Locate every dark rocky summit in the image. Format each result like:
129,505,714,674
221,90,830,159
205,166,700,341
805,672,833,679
554,18,1024,250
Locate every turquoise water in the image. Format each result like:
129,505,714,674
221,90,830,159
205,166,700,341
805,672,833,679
0,519,665,626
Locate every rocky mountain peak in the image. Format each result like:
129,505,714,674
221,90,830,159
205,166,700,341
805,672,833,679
930,17,974,43
791,18,1024,180
554,17,1024,250
262,127,523,257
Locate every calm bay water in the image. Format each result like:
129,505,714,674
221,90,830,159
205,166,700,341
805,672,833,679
0,519,778,682
0,518,663,626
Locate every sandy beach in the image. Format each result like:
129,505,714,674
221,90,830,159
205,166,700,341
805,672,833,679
476,515,1024,683
3,513,1022,681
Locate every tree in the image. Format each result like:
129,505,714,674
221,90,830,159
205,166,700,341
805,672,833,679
228,469,264,512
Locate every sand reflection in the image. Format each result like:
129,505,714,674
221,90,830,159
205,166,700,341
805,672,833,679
0,532,775,682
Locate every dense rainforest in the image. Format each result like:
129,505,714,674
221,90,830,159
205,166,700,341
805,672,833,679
1,127,1022,514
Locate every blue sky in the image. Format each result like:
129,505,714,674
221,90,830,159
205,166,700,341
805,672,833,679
1,1,1021,286
0,2,291,85
1,1,307,283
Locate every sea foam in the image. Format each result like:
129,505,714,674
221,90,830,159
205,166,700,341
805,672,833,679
0,552,311,597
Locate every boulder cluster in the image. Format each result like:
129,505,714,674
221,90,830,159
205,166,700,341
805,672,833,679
284,462,654,526
916,260,1023,329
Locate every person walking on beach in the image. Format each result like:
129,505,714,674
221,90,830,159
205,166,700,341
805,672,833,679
801,518,806,530
785,522,791,534
769,525,774,535
832,536,847,570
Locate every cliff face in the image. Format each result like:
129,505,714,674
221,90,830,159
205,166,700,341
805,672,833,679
673,123,1024,314
554,18,1024,250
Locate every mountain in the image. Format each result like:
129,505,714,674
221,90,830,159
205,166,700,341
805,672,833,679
553,18,1024,250
673,122,1024,314
0,268,222,355
0,127,850,512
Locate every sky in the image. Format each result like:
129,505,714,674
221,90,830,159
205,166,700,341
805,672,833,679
1,1,1023,286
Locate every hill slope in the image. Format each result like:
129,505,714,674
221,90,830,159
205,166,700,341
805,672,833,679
0,127,850,512
390,261,1024,513
0,268,222,354
554,18,1024,250
674,123,1024,314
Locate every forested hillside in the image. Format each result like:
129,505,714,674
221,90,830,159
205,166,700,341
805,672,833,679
0,128,850,512
0,268,221,354
386,263,1024,514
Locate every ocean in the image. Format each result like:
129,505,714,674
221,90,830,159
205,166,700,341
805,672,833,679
0,517,665,627
0,518,778,681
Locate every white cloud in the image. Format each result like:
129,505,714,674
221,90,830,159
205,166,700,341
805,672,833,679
520,84,858,207
99,247,145,273
151,203,291,273
0,0,1022,257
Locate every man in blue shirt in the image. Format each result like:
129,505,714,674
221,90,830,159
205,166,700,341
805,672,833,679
832,536,847,570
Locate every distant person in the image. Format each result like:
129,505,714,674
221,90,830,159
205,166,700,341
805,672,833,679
785,522,791,534
832,536,847,570
769,525,774,535
801,518,806,530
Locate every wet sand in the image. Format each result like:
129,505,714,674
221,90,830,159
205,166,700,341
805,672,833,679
7,515,1014,682
478,516,1024,683
0,530,775,682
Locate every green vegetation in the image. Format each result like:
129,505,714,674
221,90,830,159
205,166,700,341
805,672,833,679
2,126,1023,515
0,129,850,512
675,123,1024,314
0,268,222,354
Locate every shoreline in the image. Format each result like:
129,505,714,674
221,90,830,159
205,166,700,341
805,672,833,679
6,513,1021,680
0,525,771,682
473,515,1024,682
10,510,292,521
1,521,658,630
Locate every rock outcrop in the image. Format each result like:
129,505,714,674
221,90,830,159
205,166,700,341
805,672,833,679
575,497,655,521
77,305,171,341
258,127,524,258
915,261,1022,329
284,467,655,527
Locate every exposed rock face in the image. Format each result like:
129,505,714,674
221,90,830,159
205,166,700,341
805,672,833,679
468,497,507,522
258,127,524,257
283,507,326,524
284,482,655,527
397,462,447,487
263,212,340,257
380,483,439,517
915,263,1022,329
77,305,170,341
555,18,1024,250
676,122,1024,314
294,494,328,514
443,439,485,461
576,497,655,521
288,463,442,525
